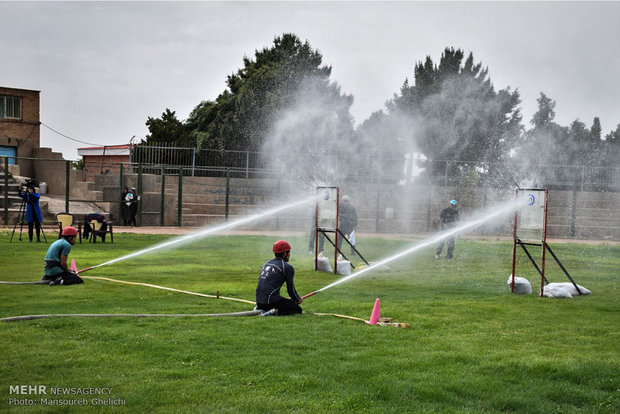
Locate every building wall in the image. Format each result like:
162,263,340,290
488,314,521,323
104,173,620,240
0,86,40,177
82,155,129,182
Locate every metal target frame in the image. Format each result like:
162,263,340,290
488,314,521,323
313,186,369,274
511,188,583,297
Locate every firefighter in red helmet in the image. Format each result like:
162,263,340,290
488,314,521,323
41,226,84,286
255,240,303,315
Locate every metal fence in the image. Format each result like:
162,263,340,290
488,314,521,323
128,144,620,190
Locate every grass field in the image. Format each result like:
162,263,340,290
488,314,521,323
0,230,618,413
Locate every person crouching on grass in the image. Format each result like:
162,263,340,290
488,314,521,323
42,226,84,286
255,240,303,315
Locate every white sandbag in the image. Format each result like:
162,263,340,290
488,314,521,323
316,257,333,273
544,282,591,297
543,284,573,298
336,261,351,276
507,275,532,294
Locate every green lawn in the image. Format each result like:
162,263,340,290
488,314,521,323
1,231,618,413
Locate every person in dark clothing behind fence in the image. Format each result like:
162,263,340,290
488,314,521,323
255,240,303,315
308,214,325,255
42,226,83,286
18,181,43,243
126,187,138,226
337,195,358,256
435,199,460,260
120,187,129,225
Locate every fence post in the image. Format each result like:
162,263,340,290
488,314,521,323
192,147,196,177
119,164,124,191
3,157,8,225
137,163,143,226
225,168,230,222
160,166,166,226
177,167,183,227
65,160,70,212
375,188,380,232
245,151,249,179
571,185,578,238
426,184,432,232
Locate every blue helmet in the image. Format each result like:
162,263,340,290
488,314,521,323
450,200,457,206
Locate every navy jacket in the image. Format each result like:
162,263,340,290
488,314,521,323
256,258,300,305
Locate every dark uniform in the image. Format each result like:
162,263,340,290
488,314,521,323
435,205,460,259
255,258,302,315
337,200,358,255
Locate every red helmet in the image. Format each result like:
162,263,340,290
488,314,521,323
62,226,78,236
272,240,291,254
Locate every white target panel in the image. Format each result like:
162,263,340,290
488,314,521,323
316,186,338,231
516,189,547,242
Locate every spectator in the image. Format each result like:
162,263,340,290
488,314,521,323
337,195,358,256
18,181,43,243
435,199,460,260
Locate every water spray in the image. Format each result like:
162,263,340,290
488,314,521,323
302,196,530,299
78,193,319,274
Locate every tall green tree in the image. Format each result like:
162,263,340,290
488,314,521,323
186,33,354,157
387,47,522,182
144,109,190,146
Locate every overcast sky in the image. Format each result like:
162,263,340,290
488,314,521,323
2,1,619,160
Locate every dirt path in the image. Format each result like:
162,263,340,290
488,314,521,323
108,226,619,245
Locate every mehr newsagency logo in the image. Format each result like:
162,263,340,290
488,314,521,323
8,384,126,407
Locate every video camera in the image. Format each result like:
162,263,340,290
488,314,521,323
21,179,37,190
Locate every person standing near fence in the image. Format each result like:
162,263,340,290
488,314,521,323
435,199,460,260
120,187,129,226
337,195,358,256
18,181,43,243
125,188,138,226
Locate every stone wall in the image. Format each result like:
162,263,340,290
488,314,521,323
103,173,620,240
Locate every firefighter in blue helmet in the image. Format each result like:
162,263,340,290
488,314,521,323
435,200,460,260
255,240,303,315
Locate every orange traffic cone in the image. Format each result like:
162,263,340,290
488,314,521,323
71,259,78,273
366,298,381,325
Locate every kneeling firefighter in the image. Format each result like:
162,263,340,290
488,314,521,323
42,226,84,286
255,240,303,315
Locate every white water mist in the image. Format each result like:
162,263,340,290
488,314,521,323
87,194,319,271
313,195,529,294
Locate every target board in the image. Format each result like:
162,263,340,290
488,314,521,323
516,189,547,242
316,186,338,231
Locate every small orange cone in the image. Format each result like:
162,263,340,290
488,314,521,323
366,298,381,325
71,259,78,273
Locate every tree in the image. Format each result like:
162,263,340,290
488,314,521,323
530,93,556,129
144,109,191,146
386,47,522,183
187,33,354,157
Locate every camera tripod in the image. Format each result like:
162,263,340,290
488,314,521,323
10,196,47,243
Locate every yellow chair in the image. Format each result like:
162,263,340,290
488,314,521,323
55,212,81,243
88,220,113,243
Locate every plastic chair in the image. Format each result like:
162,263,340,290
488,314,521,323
89,220,113,243
55,212,81,243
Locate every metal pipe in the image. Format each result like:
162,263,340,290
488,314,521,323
301,291,318,300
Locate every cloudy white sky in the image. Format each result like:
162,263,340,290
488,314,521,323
2,1,619,160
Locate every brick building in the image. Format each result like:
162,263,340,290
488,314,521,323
0,86,40,177
78,144,131,182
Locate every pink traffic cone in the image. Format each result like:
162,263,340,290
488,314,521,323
367,298,381,325
71,259,78,273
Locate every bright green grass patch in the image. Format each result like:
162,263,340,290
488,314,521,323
0,231,618,413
